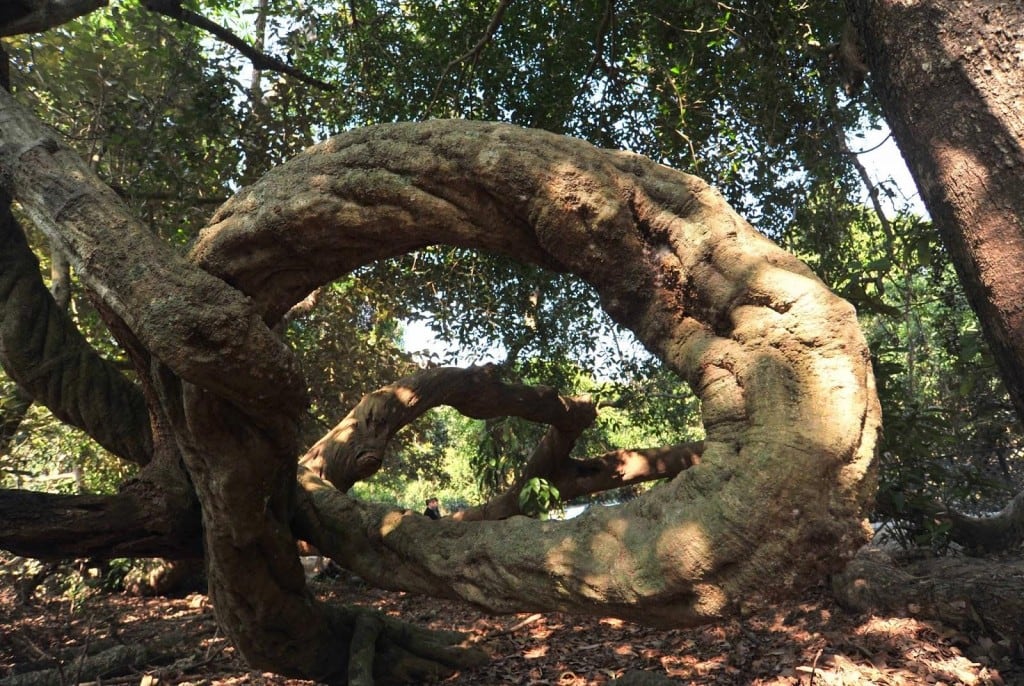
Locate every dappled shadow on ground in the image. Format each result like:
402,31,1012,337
0,572,1016,685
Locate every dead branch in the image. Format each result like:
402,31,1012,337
140,0,333,91
485,612,543,639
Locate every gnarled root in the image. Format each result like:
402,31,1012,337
328,605,488,685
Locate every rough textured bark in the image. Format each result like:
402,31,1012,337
0,486,201,560
833,547,1024,643
200,120,880,625
0,194,153,465
0,90,308,427
0,91,491,682
3,86,880,678
301,364,597,491
540,443,704,506
846,0,1024,423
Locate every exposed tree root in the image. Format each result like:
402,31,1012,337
945,490,1024,553
0,642,163,686
328,605,488,685
833,547,1024,645
877,488,1024,554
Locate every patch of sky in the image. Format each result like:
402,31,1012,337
850,123,928,219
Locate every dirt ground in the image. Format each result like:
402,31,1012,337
0,564,1019,685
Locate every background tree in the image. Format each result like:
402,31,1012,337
842,0,1024,551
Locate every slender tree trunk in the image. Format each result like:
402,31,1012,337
846,0,1024,424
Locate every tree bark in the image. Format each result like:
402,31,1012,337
3,105,881,679
846,0,1024,424
0,193,153,465
542,443,704,505
301,363,702,520
833,547,1024,643
205,120,881,625
0,88,308,427
0,485,201,560
301,364,597,491
0,0,107,37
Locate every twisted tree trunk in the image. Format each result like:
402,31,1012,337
197,120,881,624
2,88,881,681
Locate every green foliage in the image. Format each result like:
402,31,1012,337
286,277,420,444
518,477,561,519
7,3,243,245
350,407,479,511
1,382,135,494
869,225,1020,519
472,416,533,497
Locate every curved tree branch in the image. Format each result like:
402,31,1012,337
300,364,595,490
192,120,882,628
0,193,152,465
455,441,704,522
945,489,1024,553
301,363,703,522
2,115,879,679
0,86,307,427
549,442,703,499
877,487,1024,555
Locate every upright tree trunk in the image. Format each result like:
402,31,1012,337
846,0,1024,423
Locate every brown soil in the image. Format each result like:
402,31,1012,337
0,568,1018,685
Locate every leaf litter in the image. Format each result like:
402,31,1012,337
0,573,1019,685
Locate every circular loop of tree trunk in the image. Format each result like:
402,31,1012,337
195,119,882,620
1,98,881,680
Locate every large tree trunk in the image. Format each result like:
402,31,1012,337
834,1,1024,637
196,120,881,621
846,0,1024,423
2,85,881,682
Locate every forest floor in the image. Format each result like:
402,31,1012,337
0,565,1020,686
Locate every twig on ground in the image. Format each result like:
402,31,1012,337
483,612,544,640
